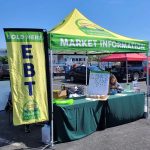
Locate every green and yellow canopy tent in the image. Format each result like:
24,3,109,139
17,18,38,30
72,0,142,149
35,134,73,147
48,9,148,54
48,9,149,145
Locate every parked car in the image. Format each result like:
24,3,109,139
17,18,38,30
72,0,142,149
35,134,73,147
110,61,145,81
0,64,9,79
66,65,103,83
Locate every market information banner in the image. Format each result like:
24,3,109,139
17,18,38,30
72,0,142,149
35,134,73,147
88,71,110,95
4,29,49,125
50,34,149,53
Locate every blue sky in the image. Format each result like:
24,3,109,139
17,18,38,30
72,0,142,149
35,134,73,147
0,0,150,48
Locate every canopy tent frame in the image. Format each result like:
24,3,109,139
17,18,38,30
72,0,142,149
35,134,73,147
48,9,149,148
146,56,149,118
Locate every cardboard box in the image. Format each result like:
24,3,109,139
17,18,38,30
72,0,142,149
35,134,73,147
53,90,67,99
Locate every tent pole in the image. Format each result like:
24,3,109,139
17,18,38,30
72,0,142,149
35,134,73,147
42,31,54,150
126,59,128,83
50,50,54,147
42,50,54,150
146,54,149,119
85,51,88,95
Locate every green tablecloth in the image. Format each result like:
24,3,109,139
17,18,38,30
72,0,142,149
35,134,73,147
106,92,145,128
53,92,145,142
54,98,105,142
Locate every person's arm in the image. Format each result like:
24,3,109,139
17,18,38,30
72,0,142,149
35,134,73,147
116,82,123,90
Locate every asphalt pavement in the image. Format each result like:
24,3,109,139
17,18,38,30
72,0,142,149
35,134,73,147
0,79,150,150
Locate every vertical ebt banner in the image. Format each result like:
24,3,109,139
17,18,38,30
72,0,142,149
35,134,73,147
4,29,49,125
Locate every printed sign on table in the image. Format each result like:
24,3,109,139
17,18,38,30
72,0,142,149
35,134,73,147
88,71,110,95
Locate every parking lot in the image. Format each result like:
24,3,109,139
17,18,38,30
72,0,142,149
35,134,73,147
0,79,150,150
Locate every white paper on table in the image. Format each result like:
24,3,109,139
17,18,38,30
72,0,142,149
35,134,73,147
88,72,110,96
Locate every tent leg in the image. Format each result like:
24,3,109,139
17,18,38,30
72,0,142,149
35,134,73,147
42,49,55,150
126,59,128,83
50,50,54,147
85,51,88,95
146,55,149,119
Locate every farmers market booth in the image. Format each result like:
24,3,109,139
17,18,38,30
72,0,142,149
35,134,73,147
100,53,147,82
48,9,149,143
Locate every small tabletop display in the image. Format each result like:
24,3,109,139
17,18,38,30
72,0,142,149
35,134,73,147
87,71,110,101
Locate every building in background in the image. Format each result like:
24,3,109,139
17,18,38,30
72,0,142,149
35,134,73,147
50,54,87,76
63,55,86,65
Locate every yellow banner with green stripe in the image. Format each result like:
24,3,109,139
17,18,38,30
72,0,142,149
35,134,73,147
4,29,49,126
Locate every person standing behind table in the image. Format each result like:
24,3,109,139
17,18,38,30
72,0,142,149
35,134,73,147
109,74,124,95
